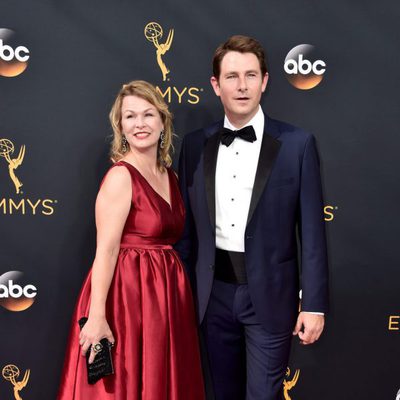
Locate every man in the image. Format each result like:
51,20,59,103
176,35,329,400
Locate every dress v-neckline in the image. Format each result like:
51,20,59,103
120,161,173,210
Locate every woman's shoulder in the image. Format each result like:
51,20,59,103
100,161,132,191
96,162,132,208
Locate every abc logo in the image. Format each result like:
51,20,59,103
284,44,326,90
0,271,37,311
0,29,30,78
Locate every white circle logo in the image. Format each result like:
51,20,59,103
0,29,30,77
0,271,37,311
284,44,326,90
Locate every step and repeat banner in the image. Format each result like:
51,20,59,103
0,1,399,399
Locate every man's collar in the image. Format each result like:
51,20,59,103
224,106,264,140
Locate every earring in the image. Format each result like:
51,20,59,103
159,131,165,149
122,135,128,153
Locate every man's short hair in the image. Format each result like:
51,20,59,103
212,35,268,79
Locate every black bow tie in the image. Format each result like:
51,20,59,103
220,125,257,147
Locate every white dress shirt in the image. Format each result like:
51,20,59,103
215,106,264,252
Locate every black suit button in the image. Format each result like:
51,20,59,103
209,264,215,271
246,235,253,239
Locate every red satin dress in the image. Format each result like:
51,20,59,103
58,161,205,400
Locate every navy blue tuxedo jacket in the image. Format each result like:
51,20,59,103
175,114,329,333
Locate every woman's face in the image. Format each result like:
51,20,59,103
120,95,164,153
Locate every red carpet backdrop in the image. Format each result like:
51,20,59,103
0,0,399,398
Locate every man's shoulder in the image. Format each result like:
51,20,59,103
183,120,223,144
267,115,313,143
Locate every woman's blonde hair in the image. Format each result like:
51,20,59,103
109,80,173,170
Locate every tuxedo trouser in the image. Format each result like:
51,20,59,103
202,279,292,400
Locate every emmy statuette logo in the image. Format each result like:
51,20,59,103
144,22,174,82
143,21,202,104
2,364,30,400
395,388,400,400
0,137,58,215
283,367,300,400
0,138,25,194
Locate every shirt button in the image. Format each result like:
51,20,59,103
236,152,239,155
231,198,234,201
231,224,235,227
233,175,236,178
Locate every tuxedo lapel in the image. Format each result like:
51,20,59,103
203,130,222,233
246,125,281,226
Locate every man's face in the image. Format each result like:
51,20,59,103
211,51,268,127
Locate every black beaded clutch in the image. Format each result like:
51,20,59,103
78,317,114,384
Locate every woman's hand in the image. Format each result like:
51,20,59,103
79,316,115,364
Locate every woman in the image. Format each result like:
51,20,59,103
58,80,205,399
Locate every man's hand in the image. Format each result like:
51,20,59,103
292,312,324,345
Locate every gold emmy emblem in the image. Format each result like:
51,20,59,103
144,22,174,81
2,364,30,400
283,367,300,400
0,138,25,194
